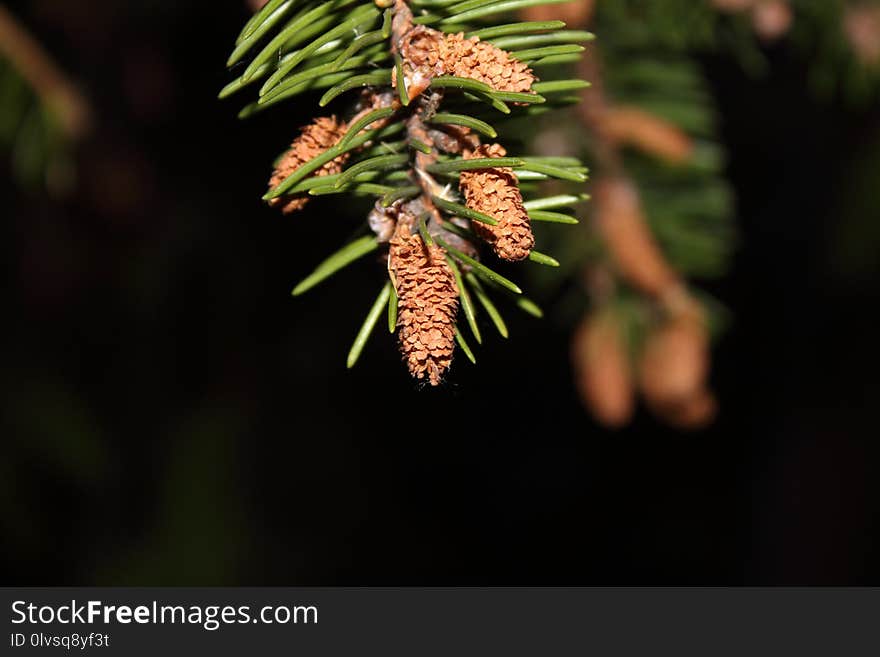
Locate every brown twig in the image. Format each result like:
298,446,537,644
0,5,91,140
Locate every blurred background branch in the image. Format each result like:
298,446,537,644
0,4,91,195
0,4,91,140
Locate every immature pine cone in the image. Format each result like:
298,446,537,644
599,106,694,165
389,218,459,386
571,309,635,428
638,310,709,412
459,144,535,261
268,116,348,214
593,177,679,297
400,27,536,95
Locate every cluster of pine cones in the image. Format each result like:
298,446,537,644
266,1,543,386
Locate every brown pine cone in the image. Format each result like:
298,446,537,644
593,177,680,297
571,309,635,428
638,310,709,412
752,1,793,41
389,217,460,386
657,388,718,430
268,116,348,214
845,4,880,65
459,143,535,261
400,27,535,95
599,106,694,165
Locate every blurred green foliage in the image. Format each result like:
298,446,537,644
0,58,75,194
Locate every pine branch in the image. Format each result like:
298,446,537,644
222,0,589,386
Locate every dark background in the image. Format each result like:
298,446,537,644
2,0,878,585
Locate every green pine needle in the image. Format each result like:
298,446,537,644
429,76,493,93
516,296,544,318
436,238,522,295
229,0,296,66
417,215,435,247
488,91,546,105
265,122,403,198
261,7,381,96
427,157,525,174
523,194,590,211
310,183,397,196
466,20,566,40
242,4,346,82
429,113,497,138
292,235,379,296
531,79,592,94
338,106,397,148
236,0,289,44
447,257,482,345
394,55,410,106
347,281,392,369
381,186,421,207
410,138,433,154
438,220,472,241
282,170,380,196
528,210,579,224
490,30,594,50
388,283,398,333
381,7,393,38
431,195,498,226
455,328,477,364
412,14,443,25
467,273,509,338
319,70,392,106
471,91,512,114
240,71,358,116
518,160,587,182
258,53,385,106
330,30,387,71
531,54,583,67
528,250,560,267
443,0,575,25
335,153,410,188
511,44,586,62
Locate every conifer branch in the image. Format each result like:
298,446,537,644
223,0,589,385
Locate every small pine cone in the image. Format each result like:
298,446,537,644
389,219,460,386
440,32,535,93
268,116,348,214
638,310,709,412
593,177,680,297
600,106,694,165
400,27,536,95
459,144,535,261
845,5,880,65
571,310,635,428
656,388,718,430
752,0,792,41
